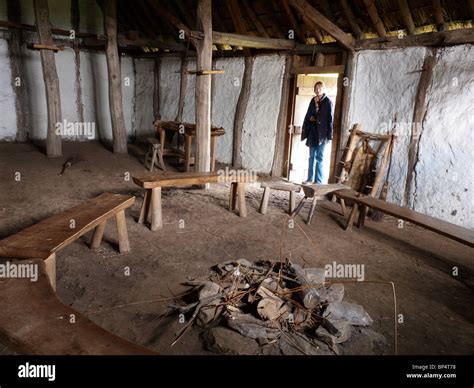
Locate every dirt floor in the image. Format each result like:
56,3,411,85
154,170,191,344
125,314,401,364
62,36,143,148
0,141,473,355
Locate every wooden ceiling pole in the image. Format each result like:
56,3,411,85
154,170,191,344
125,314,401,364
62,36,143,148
281,0,307,42
468,0,474,20
33,0,62,157
398,0,416,35
242,0,270,37
432,0,448,32
289,0,355,50
340,0,362,39
227,0,250,55
103,0,128,153
195,0,213,174
362,0,387,37
364,0,387,38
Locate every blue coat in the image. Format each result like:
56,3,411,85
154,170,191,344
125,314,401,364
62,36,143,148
302,94,333,147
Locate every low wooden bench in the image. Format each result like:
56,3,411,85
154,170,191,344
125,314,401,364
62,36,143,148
0,193,135,289
259,181,301,215
132,172,252,231
291,183,351,224
334,189,474,247
0,259,154,355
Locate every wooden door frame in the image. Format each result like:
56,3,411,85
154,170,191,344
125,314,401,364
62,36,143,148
284,63,346,182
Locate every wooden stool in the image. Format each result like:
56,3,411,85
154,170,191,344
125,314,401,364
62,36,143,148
259,182,302,215
144,138,166,172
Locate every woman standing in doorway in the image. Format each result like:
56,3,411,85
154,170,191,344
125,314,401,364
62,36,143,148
301,81,333,184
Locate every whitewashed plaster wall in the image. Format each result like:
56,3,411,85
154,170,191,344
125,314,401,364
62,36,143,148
345,46,473,228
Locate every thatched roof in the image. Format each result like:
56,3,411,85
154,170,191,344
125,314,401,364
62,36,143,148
111,0,473,52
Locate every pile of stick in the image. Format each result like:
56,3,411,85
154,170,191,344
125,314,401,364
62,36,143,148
167,259,375,355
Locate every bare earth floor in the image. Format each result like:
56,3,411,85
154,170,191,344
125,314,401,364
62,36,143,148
0,142,473,355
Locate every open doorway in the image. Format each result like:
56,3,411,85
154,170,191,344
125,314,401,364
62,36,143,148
288,73,339,184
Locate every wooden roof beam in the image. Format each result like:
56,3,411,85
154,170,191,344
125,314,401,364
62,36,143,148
340,0,362,39
242,0,269,37
282,0,307,42
226,0,250,54
398,0,416,35
362,0,387,37
468,0,474,20
210,31,296,50
289,0,355,50
432,0,448,32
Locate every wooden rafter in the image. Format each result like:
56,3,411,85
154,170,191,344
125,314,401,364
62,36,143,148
289,0,355,50
242,0,269,37
281,0,306,42
468,0,474,20
398,0,416,35
432,0,448,32
227,0,250,55
362,0,387,37
340,0,362,39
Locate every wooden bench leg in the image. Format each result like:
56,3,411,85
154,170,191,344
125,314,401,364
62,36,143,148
340,198,346,216
289,191,296,214
115,210,131,253
156,145,166,171
149,149,157,172
290,196,307,218
358,204,367,228
90,220,107,249
259,187,270,214
138,189,151,224
150,187,163,231
229,182,237,211
345,203,359,231
307,196,318,224
237,183,247,217
44,253,56,291
184,135,192,172
210,136,216,172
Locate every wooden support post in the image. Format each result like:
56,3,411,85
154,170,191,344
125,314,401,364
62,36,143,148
259,187,270,214
232,56,253,168
150,187,163,230
44,253,56,291
90,220,107,249
7,0,29,142
115,210,130,253
237,183,247,217
271,55,292,176
33,0,62,157
194,0,212,175
104,0,128,154
404,51,436,207
138,189,151,224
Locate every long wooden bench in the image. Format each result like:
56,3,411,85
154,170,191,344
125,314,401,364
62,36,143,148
0,193,135,289
334,189,474,247
133,172,253,230
0,258,155,355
